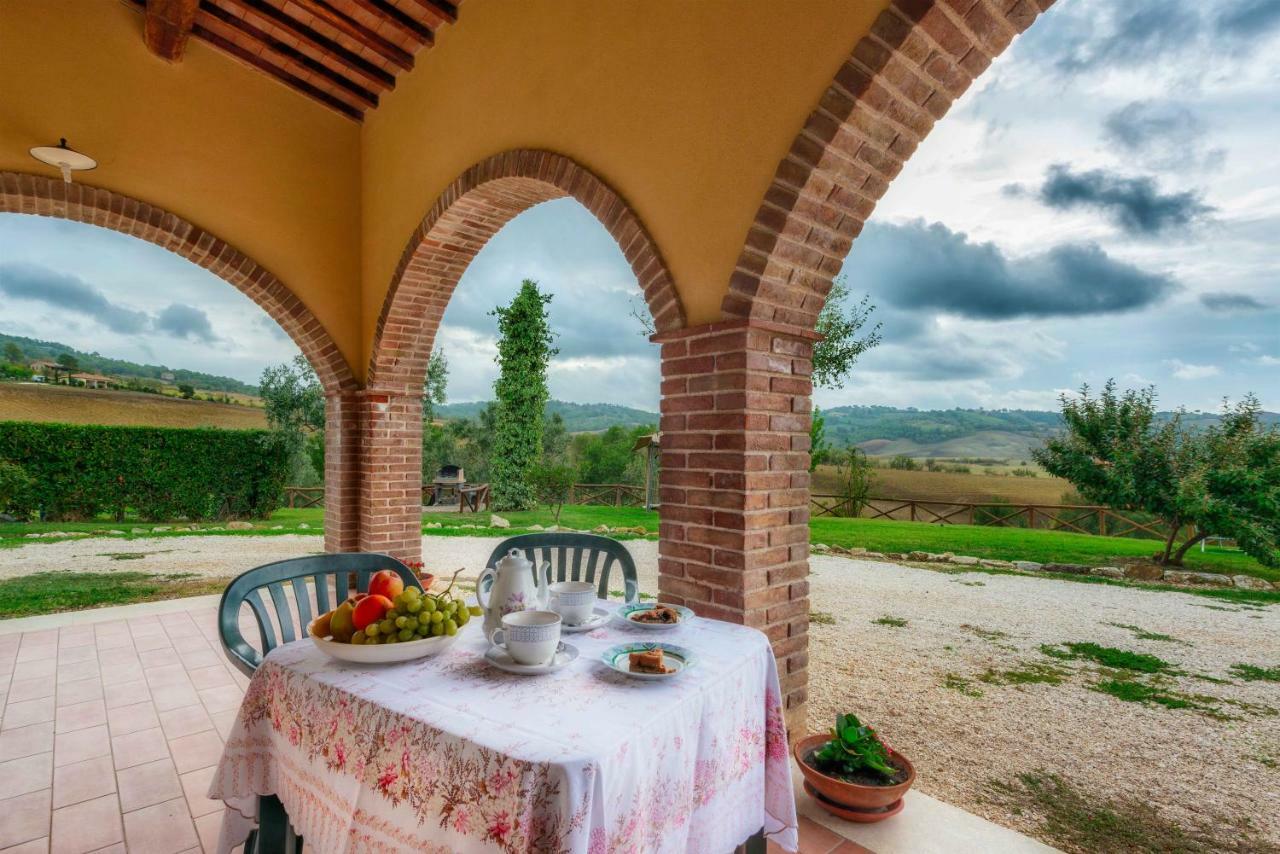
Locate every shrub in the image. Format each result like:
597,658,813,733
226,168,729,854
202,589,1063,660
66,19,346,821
0,422,290,521
888,454,918,471
0,460,35,520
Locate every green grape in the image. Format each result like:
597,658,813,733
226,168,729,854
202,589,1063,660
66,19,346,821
365,623,381,638
405,598,423,614
415,624,431,637
430,611,444,624
395,616,409,629
398,628,414,642
444,619,457,636
403,586,421,599
384,633,399,644
351,630,366,645
468,605,483,617
430,621,444,637
379,619,395,635
422,598,437,614
386,608,400,621
456,608,470,626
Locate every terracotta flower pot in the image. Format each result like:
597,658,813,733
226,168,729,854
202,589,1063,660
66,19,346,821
793,733,916,822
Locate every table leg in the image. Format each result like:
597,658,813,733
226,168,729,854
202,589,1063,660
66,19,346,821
256,795,303,854
741,828,766,854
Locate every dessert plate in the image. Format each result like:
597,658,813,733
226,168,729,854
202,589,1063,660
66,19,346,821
601,642,695,681
484,641,579,675
614,602,695,631
561,607,609,634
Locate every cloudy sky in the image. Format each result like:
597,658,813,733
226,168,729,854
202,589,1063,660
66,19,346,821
1,0,1276,412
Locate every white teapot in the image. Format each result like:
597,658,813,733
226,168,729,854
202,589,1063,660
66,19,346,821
477,549,551,636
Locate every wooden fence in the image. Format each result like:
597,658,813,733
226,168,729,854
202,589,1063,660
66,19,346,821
566,483,646,508
809,495,1169,540
284,483,491,512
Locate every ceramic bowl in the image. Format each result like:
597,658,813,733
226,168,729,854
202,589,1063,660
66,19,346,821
308,620,459,664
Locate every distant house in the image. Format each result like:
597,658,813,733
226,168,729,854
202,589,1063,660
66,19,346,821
69,372,115,389
160,371,175,382
29,360,66,382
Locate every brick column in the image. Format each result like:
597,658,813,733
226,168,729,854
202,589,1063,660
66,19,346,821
654,320,815,732
321,388,424,563
357,389,424,563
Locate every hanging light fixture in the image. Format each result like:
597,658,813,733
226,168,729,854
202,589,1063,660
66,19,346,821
29,138,97,184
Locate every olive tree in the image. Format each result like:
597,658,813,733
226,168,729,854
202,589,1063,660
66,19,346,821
1034,382,1279,567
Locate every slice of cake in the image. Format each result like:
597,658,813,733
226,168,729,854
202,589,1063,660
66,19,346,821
629,648,671,674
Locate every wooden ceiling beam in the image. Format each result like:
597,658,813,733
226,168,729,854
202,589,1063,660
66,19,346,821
197,3,378,111
403,0,456,27
214,0,396,92
286,0,415,70
346,0,434,46
144,0,200,60
192,24,364,120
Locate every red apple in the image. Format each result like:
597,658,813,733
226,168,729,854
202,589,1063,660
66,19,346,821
368,569,405,601
352,594,393,631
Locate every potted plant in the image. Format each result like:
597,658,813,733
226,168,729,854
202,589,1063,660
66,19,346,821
794,713,915,822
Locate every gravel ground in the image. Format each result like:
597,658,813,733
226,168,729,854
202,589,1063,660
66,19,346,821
2,536,1276,847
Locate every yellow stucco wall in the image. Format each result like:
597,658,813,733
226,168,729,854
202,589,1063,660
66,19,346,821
360,0,889,355
2,0,888,384
0,0,364,374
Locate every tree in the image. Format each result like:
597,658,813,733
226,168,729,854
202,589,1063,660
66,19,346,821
1034,382,1280,567
259,355,325,482
812,276,882,389
530,461,577,526
423,350,449,422
177,383,196,400
810,407,832,472
833,447,875,517
489,280,558,510
56,353,79,372
3,342,22,364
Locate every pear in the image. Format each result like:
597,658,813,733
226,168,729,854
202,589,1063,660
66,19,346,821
329,601,356,643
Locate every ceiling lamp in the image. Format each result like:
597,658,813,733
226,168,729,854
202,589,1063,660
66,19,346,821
29,138,97,184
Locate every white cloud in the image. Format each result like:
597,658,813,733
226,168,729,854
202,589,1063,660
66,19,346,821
1249,354,1280,367
1165,359,1221,379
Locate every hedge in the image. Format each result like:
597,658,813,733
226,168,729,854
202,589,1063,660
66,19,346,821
0,422,291,521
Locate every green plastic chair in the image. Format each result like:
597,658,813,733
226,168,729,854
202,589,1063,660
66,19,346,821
484,532,640,603
218,552,422,678
217,553,422,854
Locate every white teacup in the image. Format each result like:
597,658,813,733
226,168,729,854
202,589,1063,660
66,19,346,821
489,610,562,665
548,580,595,625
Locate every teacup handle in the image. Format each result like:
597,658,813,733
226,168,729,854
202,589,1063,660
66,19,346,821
488,626,505,647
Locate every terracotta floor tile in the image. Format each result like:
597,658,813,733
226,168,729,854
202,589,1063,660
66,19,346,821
171,636,210,654
49,793,122,854
56,646,97,665
57,631,95,649
208,711,237,741
106,701,159,737
0,789,51,849
53,701,106,735
52,755,116,809
132,635,172,653
145,665,191,688
0,837,50,853
0,722,55,763
54,680,103,709
0,752,53,800
3,697,55,730
103,680,150,711
178,650,221,671
87,845,125,854
151,684,201,713
97,664,144,685
110,727,170,770
116,757,182,812
158,705,213,740
186,667,234,691
168,731,223,775
53,726,110,768
8,678,56,704
15,645,56,666
830,842,875,853
138,650,177,669
194,807,222,853
123,796,200,853
796,816,845,853
179,765,221,818
10,661,56,684
196,686,242,715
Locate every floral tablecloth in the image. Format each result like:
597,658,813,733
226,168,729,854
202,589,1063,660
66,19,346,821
209,600,798,853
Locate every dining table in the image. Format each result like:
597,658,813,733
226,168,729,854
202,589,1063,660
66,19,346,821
208,599,799,853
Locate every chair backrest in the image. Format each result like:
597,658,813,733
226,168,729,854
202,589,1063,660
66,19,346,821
218,553,422,677
484,533,639,603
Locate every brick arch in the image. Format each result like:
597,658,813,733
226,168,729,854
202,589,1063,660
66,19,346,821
368,149,685,391
721,0,1053,327
0,171,357,393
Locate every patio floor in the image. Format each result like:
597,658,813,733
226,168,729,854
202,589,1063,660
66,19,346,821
0,596,1053,854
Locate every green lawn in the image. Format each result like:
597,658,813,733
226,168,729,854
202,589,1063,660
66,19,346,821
0,571,228,619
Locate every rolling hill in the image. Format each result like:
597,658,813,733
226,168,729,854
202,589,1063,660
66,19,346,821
0,383,268,429
436,400,659,432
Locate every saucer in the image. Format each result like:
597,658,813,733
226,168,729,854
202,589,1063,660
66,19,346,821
560,607,609,634
601,642,694,681
614,602,695,631
484,642,579,675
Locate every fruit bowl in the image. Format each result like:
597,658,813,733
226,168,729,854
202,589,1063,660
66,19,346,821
308,620,460,664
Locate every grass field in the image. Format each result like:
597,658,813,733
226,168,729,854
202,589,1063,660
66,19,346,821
813,463,1071,505
0,382,267,429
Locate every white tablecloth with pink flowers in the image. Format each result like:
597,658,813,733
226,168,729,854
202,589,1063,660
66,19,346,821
209,600,798,853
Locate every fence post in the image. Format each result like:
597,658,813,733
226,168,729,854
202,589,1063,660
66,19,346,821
1027,507,1036,529
1098,509,1106,537
909,501,916,522
615,486,621,507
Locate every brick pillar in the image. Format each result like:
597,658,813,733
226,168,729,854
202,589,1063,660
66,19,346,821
654,320,815,732
323,390,362,553
357,389,424,563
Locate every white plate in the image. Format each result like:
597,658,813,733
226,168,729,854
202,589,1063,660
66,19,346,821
484,642,579,675
601,642,694,681
561,607,609,634
614,602,695,631
308,622,459,664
